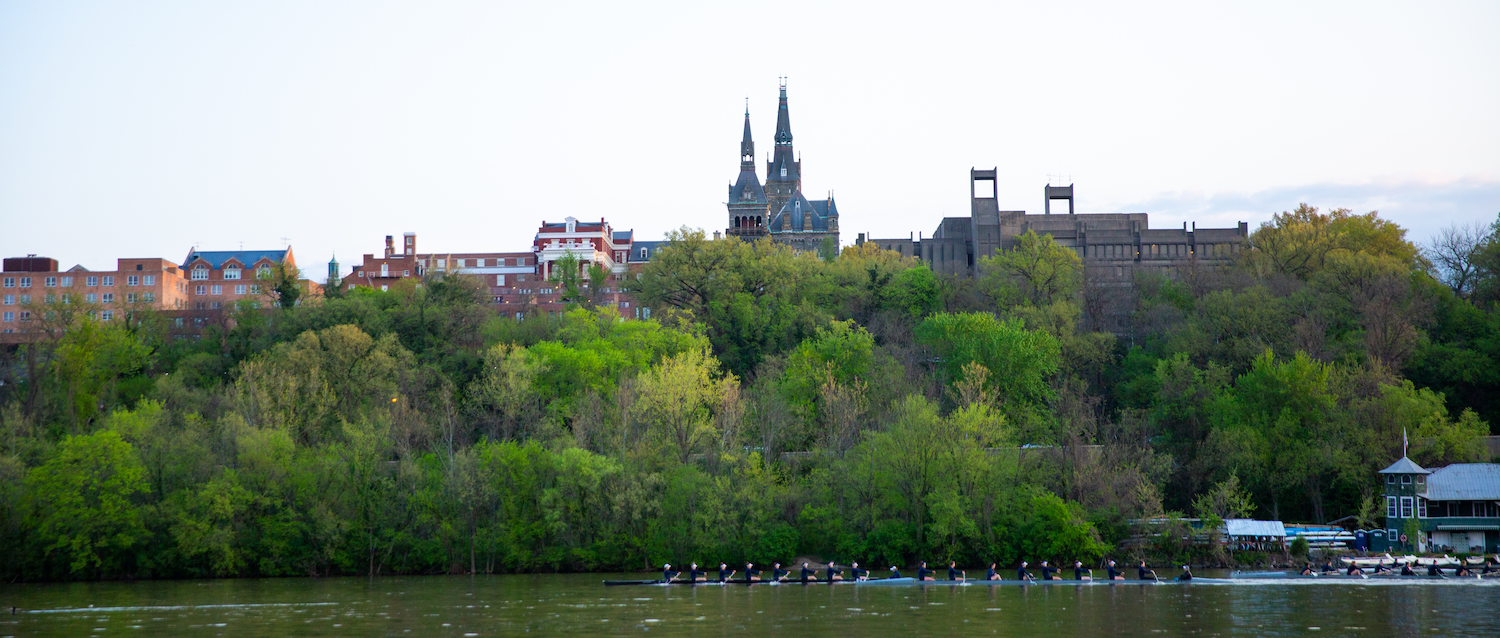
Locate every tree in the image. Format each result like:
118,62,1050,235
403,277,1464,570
260,260,306,309
1426,221,1490,298
915,312,1061,411
27,430,147,577
980,230,1083,308
633,349,736,463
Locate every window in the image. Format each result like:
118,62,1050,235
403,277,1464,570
45,277,57,287
380,264,389,277
1400,497,1413,519
19,277,30,287
1402,475,1411,484
249,284,260,294
61,276,73,286
1386,496,1399,519
1388,528,1398,542
358,271,365,277
18,311,29,321
144,275,155,285
257,265,271,277
1387,475,1395,484
125,293,137,303
211,302,222,309
1417,499,1427,518
496,275,505,285
192,267,208,280
102,276,113,286
235,285,246,295
1,312,11,322
640,247,648,259
127,275,139,286
19,294,30,304
45,294,55,304
102,293,113,304
87,276,98,287
456,259,466,268
1,295,10,305
224,267,240,280
85,293,97,303
1,277,11,288
403,270,410,277
102,310,114,321
1416,475,1425,485
174,317,184,327
211,285,222,295
143,293,154,302
195,285,206,295
381,285,389,291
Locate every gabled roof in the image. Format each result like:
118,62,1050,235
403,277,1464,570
1378,457,1430,475
728,169,766,204
1426,464,1500,501
630,241,668,262
769,191,834,233
183,249,288,269
67,264,90,272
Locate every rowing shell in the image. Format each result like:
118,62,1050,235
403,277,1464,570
603,577,1228,587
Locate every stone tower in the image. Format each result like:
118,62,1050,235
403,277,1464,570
764,81,801,220
727,104,769,238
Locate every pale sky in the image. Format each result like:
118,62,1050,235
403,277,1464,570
2,1,1497,280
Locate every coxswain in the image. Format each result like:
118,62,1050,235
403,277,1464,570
689,563,707,582
986,562,1001,581
1018,561,1035,581
1074,561,1091,581
718,563,736,582
826,563,844,582
745,562,761,582
1400,561,1415,576
772,563,789,582
663,563,680,582
800,563,816,583
1138,560,1157,581
1106,560,1124,581
851,562,869,581
1427,561,1445,577
1040,560,1059,581
889,566,902,579
917,561,935,581
1175,565,1193,581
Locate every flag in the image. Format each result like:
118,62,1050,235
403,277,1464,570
1403,428,1408,457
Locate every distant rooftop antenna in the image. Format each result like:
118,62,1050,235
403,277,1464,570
280,236,291,247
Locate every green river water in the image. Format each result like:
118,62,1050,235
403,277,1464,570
3,571,1498,637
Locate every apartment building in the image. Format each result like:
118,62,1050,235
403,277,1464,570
180,248,301,310
1,255,191,334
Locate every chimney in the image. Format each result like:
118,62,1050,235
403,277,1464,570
713,230,722,240
404,232,416,255
385,235,394,258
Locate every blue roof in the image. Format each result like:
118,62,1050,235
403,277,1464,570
1426,464,1500,501
612,230,634,242
631,241,667,262
182,249,288,269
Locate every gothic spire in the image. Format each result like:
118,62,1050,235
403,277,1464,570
774,80,793,146
767,79,799,183
740,101,754,170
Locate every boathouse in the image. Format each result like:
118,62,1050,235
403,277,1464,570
1377,456,1500,554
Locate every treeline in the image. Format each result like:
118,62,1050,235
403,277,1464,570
1,205,1498,580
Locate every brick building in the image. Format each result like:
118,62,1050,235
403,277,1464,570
2,254,191,335
180,248,305,310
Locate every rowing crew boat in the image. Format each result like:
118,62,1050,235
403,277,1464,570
1233,571,1486,580
603,577,1229,586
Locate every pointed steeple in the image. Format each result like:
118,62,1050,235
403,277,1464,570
767,79,799,183
740,101,755,170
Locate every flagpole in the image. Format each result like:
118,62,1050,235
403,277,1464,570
1403,428,1408,458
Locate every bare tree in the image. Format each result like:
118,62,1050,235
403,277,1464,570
1425,222,1489,298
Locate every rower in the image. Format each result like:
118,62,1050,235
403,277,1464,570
1320,560,1335,573
889,566,902,579
745,562,761,582
948,561,965,581
826,563,844,582
1017,561,1035,581
1345,563,1364,577
1106,560,1124,581
1138,560,1157,581
1400,561,1415,576
1483,559,1496,575
917,561,935,581
1455,565,1473,577
1175,565,1193,581
1040,560,1058,581
719,563,735,582
1074,561,1091,581
851,562,869,581
663,563,680,582
986,562,1000,581
689,563,707,582
772,563,789,582
1298,563,1314,576
1428,561,1445,577
800,563,815,583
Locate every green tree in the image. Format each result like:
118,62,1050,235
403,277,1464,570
27,430,147,576
980,230,1083,308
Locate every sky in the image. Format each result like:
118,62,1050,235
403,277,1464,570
2,1,1497,280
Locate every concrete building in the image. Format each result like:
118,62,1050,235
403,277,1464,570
1377,456,1500,554
725,82,839,252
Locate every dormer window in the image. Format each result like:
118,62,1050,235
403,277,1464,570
780,166,787,178
257,265,271,277
224,267,241,280
191,266,208,280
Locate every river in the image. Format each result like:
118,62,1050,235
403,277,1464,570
4,571,1499,637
